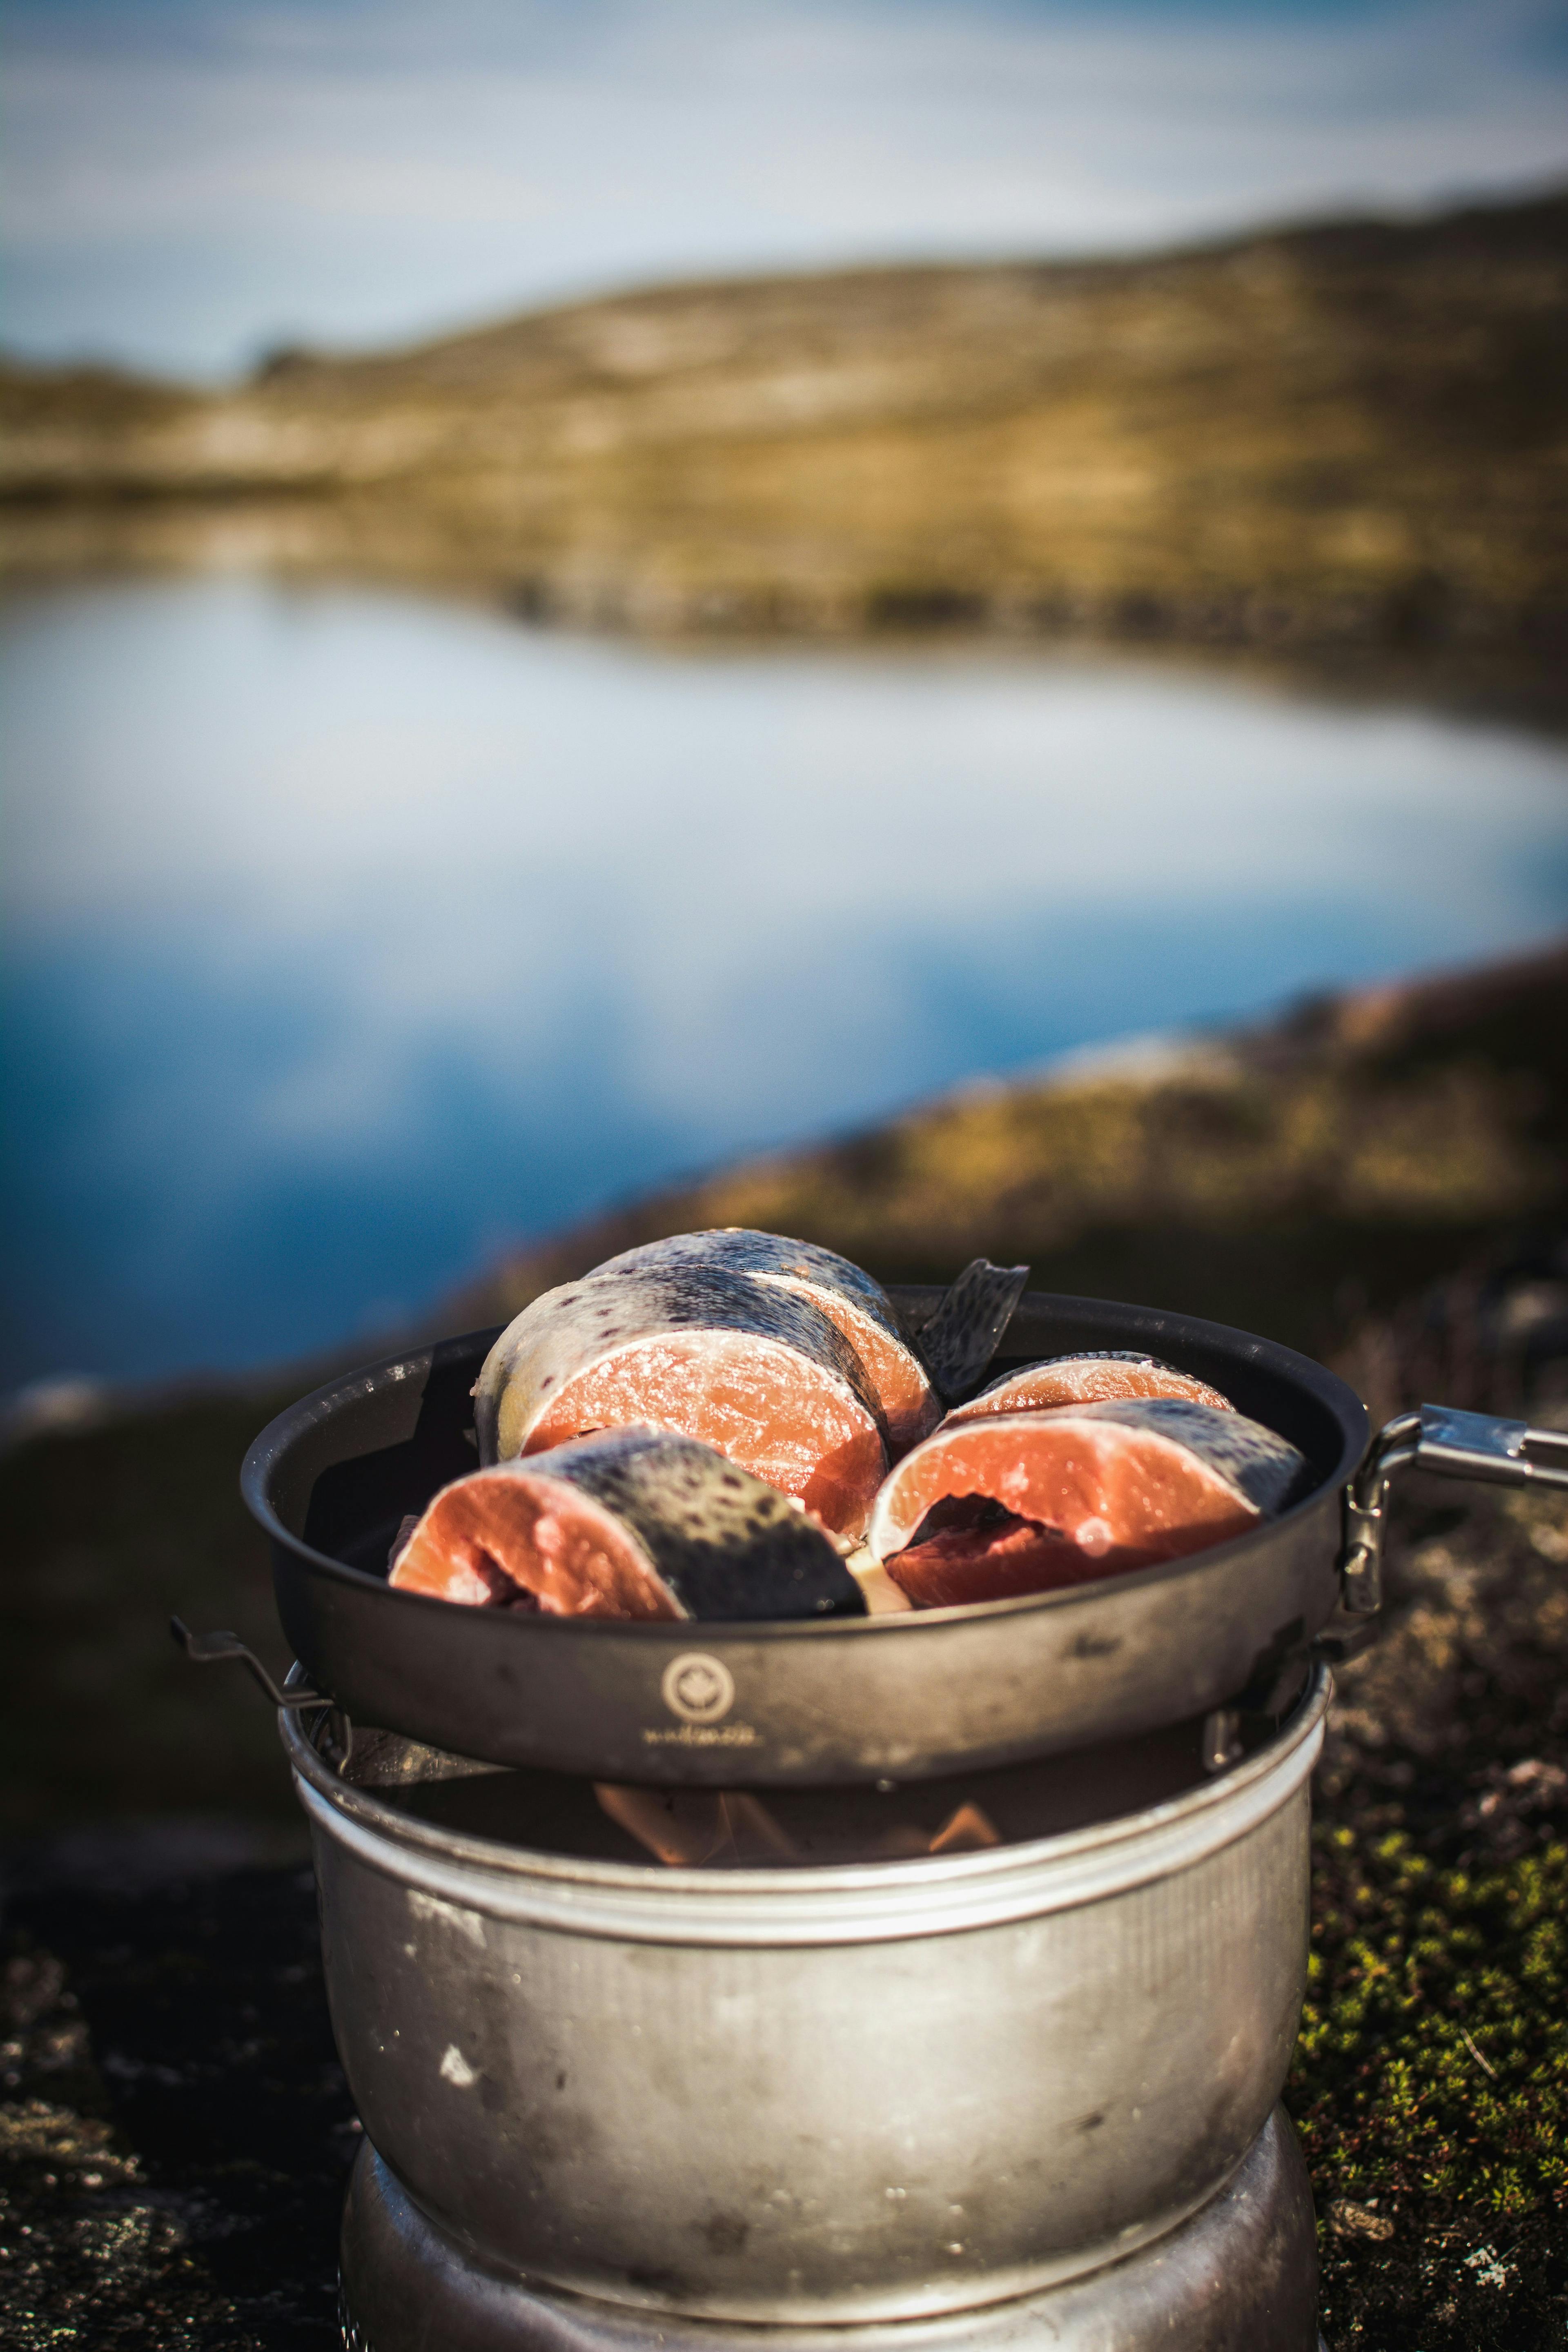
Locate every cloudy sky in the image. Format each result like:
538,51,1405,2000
4,0,1566,380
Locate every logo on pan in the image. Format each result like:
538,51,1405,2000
661,1653,736,1724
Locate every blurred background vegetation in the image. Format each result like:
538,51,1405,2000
4,191,1565,702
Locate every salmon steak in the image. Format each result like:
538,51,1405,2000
867,1399,1307,1609
593,1230,939,1454
943,1351,1234,1423
473,1263,888,1536
390,1426,866,1621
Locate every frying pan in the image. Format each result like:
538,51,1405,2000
229,1287,1568,1786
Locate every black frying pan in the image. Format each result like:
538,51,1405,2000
235,1287,1385,1785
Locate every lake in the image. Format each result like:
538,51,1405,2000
4,573,1567,1393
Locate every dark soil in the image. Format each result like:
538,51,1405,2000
0,1856,350,2350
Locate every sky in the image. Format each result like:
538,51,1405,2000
3,0,1568,381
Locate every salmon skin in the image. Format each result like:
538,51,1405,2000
473,1263,888,1536
914,1257,1030,1404
943,1351,1234,1422
390,1426,866,1621
593,1230,940,1454
868,1398,1307,1609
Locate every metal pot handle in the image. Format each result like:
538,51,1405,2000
1341,1405,1568,1614
169,1616,354,1765
169,1615,319,1706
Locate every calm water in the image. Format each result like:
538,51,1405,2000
4,575,1567,1391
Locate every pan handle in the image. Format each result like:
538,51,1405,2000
169,1615,324,1708
1341,1405,1568,1613
169,1615,327,1707
171,1619,355,1767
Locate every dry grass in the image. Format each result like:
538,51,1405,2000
4,193,1566,653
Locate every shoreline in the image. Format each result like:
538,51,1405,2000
7,513,1566,751
5,185,1564,695
3,499,1564,721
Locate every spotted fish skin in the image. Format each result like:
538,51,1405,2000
477,1264,884,1458
473,1262,890,1537
526,1428,866,1619
914,1258,1030,1404
594,1229,939,1451
397,1427,866,1621
946,1352,1234,1422
1073,1399,1306,1516
596,1230,897,1336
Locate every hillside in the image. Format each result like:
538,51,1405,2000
3,189,1566,651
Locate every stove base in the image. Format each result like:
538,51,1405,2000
339,2104,1318,2351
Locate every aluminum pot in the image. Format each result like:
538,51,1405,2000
339,2109,1319,2350
283,1665,1329,2328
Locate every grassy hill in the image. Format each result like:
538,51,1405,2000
3,189,1566,655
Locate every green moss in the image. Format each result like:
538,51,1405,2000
1292,1830,1568,2218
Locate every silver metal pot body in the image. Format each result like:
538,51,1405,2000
285,1667,1327,2327
340,2107,1319,2350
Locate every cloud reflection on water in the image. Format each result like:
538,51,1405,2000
3,575,1566,1385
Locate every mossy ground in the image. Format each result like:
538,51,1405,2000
1291,1483,1568,2342
0,1869,348,2350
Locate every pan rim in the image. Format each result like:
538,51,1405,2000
281,1664,1330,1932
241,1286,1369,1636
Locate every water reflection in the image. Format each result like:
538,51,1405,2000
4,575,1566,1387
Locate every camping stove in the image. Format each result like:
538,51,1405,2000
337,2103,1316,2350
279,1680,1330,2351
176,1292,1568,2351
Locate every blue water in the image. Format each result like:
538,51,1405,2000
4,575,1567,1390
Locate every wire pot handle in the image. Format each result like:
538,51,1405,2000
1341,1404,1568,1614
168,1616,321,1708
168,1617,355,1768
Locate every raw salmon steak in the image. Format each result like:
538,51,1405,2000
943,1351,1234,1423
473,1263,887,1536
867,1399,1306,1608
594,1230,940,1455
390,1426,866,1621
